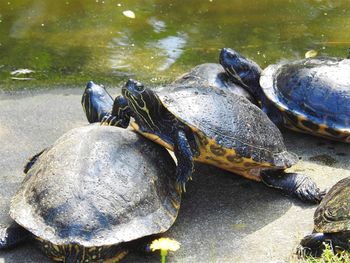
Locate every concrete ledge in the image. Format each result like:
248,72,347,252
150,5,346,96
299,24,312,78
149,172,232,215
0,89,349,263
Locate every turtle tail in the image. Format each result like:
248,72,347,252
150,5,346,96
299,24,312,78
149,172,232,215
0,221,30,249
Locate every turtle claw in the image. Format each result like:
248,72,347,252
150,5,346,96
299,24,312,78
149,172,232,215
108,116,117,126
101,114,118,126
175,181,186,194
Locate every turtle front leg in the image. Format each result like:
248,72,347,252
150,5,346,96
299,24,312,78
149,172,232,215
0,221,30,249
101,95,132,128
297,232,332,257
261,170,325,204
298,232,350,257
174,129,194,193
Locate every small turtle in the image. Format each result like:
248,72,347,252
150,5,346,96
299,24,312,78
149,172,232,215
173,63,257,104
220,48,350,142
0,125,180,262
83,79,324,203
298,176,350,257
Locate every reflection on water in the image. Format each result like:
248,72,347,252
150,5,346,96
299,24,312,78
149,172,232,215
0,0,350,90
153,33,187,71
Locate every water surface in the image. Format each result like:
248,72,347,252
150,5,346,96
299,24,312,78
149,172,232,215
1,0,350,90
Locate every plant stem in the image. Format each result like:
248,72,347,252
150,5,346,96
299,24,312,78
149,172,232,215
160,249,168,263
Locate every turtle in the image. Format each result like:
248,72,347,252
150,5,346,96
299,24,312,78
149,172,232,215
298,176,350,257
219,48,350,143
83,79,324,204
0,125,180,262
173,63,257,104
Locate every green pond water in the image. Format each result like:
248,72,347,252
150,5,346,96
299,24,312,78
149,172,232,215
1,0,350,90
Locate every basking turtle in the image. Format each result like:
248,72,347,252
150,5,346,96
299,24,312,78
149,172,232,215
0,125,180,262
173,63,257,104
81,81,114,123
298,176,350,257
220,48,350,142
85,79,324,203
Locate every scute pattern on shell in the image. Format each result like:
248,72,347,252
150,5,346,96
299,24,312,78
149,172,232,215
10,125,180,247
157,84,297,167
314,176,350,233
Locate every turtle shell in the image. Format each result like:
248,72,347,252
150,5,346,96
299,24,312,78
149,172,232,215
156,84,297,169
10,125,180,247
173,63,255,103
260,57,350,141
314,176,350,233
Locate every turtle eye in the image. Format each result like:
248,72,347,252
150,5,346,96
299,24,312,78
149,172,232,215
135,83,144,92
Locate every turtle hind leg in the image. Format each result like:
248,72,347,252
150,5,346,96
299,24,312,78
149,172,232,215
0,221,30,249
261,170,325,204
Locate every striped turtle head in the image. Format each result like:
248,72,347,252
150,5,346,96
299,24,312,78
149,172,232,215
82,81,114,123
219,48,263,103
122,79,162,131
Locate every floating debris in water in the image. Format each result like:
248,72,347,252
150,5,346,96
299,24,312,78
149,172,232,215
10,68,35,76
305,50,318,58
122,10,135,19
10,68,35,80
11,77,34,81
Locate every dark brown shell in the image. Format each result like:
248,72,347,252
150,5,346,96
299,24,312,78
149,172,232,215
260,58,350,132
314,176,350,233
173,63,255,103
158,84,297,167
10,125,180,247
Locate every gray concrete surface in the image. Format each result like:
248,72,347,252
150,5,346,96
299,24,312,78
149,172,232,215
0,88,349,263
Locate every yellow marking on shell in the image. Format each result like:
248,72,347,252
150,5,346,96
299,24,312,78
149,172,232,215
81,246,86,262
193,135,269,181
283,112,350,141
52,244,60,252
35,237,130,263
131,122,174,151
163,206,178,222
170,198,181,210
190,127,274,181
104,250,129,263
89,247,97,252
52,257,63,261
132,121,274,181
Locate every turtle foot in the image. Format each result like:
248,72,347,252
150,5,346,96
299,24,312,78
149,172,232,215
297,233,330,258
261,171,324,204
291,175,325,204
101,114,119,126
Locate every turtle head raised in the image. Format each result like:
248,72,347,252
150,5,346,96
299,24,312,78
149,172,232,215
220,48,263,103
122,79,161,131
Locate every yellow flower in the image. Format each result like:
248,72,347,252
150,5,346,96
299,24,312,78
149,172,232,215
150,237,180,252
